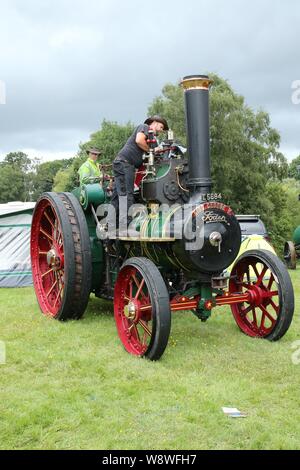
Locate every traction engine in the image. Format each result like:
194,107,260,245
31,75,295,360
284,225,300,270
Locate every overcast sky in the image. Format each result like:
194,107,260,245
0,0,299,163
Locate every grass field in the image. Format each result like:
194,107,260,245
0,270,299,450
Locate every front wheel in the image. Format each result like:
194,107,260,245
114,257,171,360
229,250,294,341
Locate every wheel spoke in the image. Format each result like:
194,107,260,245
41,267,54,279
256,266,268,286
246,267,251,285
140,304,152,312
138,319,152,337
267,273,275,290
132,273,140,290
252,263,260,279
40,227,54,243
241,305,252,317
54,270,62,289
135,278,145,300
259,305,276,325
263,290,278,299
129,279,133,299
128,321,136,332
252,307,258,327
130,323,141,343
53,284,63,308
46,279,58,298
56,269,65,287
142,331,148,346
44,210,55,231
242,282,251,290
269,299,279,314
54,219,63,246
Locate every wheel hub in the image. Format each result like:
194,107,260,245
247,284,265,307
124,301,137,320
47,248,62,270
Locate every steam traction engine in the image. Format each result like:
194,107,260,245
30,75,295,360
284,226,300,270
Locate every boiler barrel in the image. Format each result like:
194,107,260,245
293,225,300,247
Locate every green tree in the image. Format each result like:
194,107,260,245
263,182,292,253
53,166,75,192
288,155,300,180
0,164,27,203
3,151,31,172
281,178,300,232
32,159,72,200
87,119,135,164
0,151,34,202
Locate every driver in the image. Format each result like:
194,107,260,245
111,115,169,232
78,147,103,185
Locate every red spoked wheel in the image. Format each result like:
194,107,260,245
114,257,171,360
31,192,92,320
229,250,294,341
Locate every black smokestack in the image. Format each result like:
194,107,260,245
181,75,213,197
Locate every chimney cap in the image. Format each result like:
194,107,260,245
181,75,213,91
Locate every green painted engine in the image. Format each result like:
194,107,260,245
293,225,300,247
31,75,295,360
284,224,300,270
73,154,242,295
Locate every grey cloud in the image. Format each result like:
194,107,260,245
0,0,300,160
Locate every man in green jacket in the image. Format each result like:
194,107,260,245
78,147,102,185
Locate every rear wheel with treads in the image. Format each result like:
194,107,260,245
31,192,92,320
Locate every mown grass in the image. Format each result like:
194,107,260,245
0,270,299,450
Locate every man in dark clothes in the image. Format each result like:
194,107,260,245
110,115,169,233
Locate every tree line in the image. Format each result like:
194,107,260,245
1,73,300,253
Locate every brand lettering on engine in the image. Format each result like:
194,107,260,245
202,211,227,224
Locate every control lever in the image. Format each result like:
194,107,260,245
144,130,157,176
